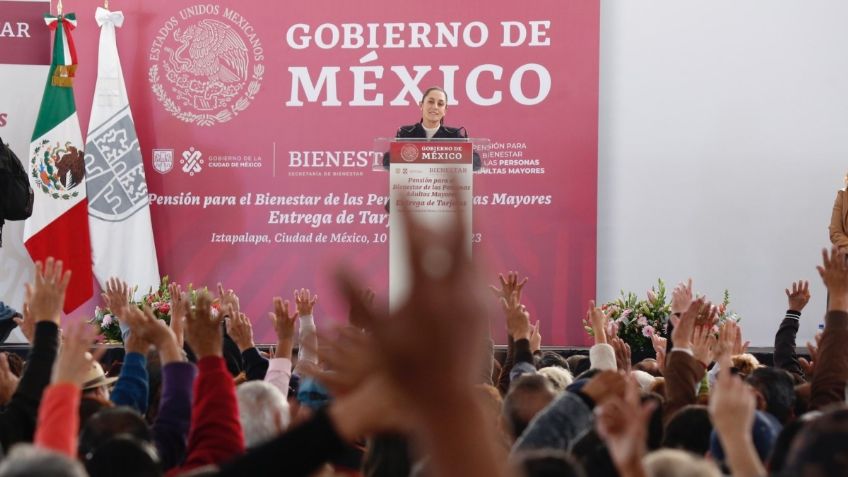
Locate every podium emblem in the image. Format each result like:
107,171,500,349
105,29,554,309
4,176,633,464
400,144,419,162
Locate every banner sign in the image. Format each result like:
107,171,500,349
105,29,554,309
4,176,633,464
3,0,599,345
0,0,50,65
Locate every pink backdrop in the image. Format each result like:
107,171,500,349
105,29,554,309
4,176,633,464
46,0,598,345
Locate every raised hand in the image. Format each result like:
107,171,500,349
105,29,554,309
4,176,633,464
102,277,131,318
335,185,506,477
596,376,656,474
348,288,375,329
818,247,848,311
216,282,240,318
581,370,628,407
713,319,748,364
312,325,381,396
671,297,707,350
294,288,318,316
123,317,152,356
651,334,667,372
13,286,34,344
123,305,182,363
529,321,542,353
670,278,694,315
327,374,413,441
26,257,71,324
268,297,297,359
611,337,631,372
226,311,255,352
51,322,104,387
785,280,810,312
799,331,822,378
691,325,716,367
184,291,223,359
489,271,528,302
0,354,19,405
168,283,186,348
335,188,489,408
587,300,608,344
501,291,531,341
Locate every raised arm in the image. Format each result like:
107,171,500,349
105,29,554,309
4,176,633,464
0,258,64,451
332,189,514,477
122,303,193,471
294,288,317,374
810,247,848,410
227,311,268,381
265,297,296,396
170,292,245,474
491,272,527,392
108,278,151,413
502,291,536,382
587,300,616,371
774,280,809,380
663,298,709,424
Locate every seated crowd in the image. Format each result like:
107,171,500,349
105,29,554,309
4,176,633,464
0,209,845,477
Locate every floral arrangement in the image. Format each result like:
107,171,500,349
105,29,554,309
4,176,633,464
141,276,174,325
91,306,122,342
583,279,741,354
89,276,218,343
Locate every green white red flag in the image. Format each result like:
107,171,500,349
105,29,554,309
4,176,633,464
24,12,93,312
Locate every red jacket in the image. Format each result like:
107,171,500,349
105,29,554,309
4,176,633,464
168,356,244,476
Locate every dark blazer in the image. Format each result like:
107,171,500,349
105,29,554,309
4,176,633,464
383,122,481,170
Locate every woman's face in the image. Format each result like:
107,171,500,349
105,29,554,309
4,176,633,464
420,90,447,127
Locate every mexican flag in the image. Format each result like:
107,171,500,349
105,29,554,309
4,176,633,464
85,7,159,298
24,12,93,313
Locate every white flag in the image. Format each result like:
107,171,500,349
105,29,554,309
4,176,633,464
85,7,159,297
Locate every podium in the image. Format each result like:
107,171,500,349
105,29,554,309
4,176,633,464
374,137,489,311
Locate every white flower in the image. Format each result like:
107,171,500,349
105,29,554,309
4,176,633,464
102,314,114,327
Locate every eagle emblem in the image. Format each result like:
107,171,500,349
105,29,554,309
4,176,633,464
148,8,264,126
30,139,84,200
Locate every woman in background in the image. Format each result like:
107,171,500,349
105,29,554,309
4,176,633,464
829,172,848,251
383,86,481,170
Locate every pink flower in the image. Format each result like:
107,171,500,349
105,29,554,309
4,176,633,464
637,316,648,326
621,309,631,319
647,290,657,303
102,314,114,327
642,325,655,338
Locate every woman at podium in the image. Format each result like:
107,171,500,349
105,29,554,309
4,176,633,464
383,86,481,170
